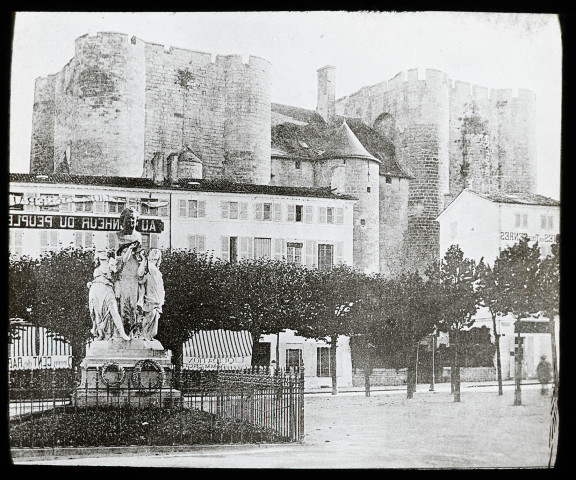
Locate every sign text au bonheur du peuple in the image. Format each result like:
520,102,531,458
8,213,164,233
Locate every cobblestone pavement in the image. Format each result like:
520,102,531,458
12,383,556,469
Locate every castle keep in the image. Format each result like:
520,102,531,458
30,32,537,273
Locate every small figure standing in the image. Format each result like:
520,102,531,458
88,250,130,341
536,354,552,395
137,248,165,341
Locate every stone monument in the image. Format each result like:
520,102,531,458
75,208,180,406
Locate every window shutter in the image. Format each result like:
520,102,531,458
198,235,206,251
94,201,105,214
150,234,159,249
188,200,198,218
50,231,58,248
255,203,263,221
239,237,251,260
179,199,187,217
198,200,206,217
240,202,248,220
188,235,197,250
221,236,230,262
548,216,553,229
15,230,23,247
336,207,344,225
336,242,344,264
221,201,229,219
107,232,117,250
305,240,316,267
304,206,313,224
40,230,48,247
287,205,295,222
273,203,282,222
274,238,285,260
75,232,83,248
319,206,327,224
540,215,546,229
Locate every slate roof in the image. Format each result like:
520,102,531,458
270,103,411,178
9,174,357,200
320,120,380,162
470,190,560,207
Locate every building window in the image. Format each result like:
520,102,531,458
263,203,272,220
286,349,303,371
367,186,371,193
286,242,303,264
541,215,554,230
318,244,334,271
317,347,331,377
93,201,105,214
288,205,304,222
295,160,301,169
222,201,247,220
108,199,126,214
319,206,343,224
256,202,279,221
40,230,59,253
74,231,94,249
75,200,94,213
221,236,238,263
188,234,206,251
548,216,554,229
9,230,23,258
385,176,392,184
141,233,159,253
230,237,238,263
180,199,206,218
515,213,528,228
254,237,272,258
360,219,366,226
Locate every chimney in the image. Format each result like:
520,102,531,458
316,65,336,123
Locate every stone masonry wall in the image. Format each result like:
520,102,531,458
335,68,536,267
379,176,409,276
31,32,272,184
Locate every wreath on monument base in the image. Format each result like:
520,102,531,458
131,359,166,393
100,362,126,388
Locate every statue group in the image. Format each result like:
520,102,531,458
88,208,165,342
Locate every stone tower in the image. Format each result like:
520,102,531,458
30,32,272,185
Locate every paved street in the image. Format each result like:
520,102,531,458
12,381,556,468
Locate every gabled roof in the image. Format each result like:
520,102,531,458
470,190,560,207
437,188,560,221
320,120,380,163
9,173,357,200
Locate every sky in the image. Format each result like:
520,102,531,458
10,11,562,199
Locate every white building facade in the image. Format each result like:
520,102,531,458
9,174,357,388
436,189,560,379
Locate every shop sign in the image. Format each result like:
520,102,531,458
185,356,252,370
9,213,164,232
9,355,73,370
500,232,556,243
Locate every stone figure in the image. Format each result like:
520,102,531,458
115,207,145,337
88,250,130,341
137,248,165,341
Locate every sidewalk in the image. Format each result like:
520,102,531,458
304,378,539,395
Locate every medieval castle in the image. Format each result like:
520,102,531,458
30,32,537,274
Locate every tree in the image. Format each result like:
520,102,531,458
158,249,234,379
536,234,560,393
14,248,95,368
294,264,362,395
347,274,387,397
476,258,505,395
379,271,439,399
493,236,541,405
427,245,480,402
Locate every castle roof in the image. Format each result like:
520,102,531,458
320,120,380,163
271,104,410,177
9,174,357,201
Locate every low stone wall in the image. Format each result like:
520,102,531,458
353,366,497,386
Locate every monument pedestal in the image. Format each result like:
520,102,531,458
74,338,181,407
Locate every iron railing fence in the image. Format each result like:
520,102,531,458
9,366,305,448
